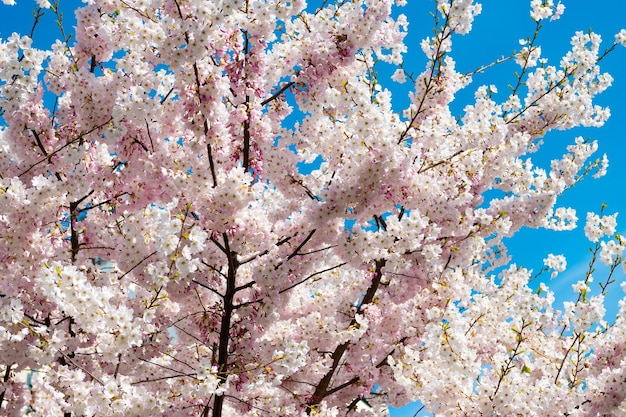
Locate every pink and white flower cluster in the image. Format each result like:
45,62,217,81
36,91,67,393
0,0,625,415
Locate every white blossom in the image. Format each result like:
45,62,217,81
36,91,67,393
543,253,566,278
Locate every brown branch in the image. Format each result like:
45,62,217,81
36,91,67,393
207,142,218,188
373,214,387,231
79,245,117,253
192,278,224,299
113,354,122,379
89,54,97,73
234,280,255,292
171,322,207,345
306,259,386,414
137,356,196,376
242,108,251,171
119,0,159,22
201,260,228,279
554,333,581,384
77,192,128,214
232,298,261,310
69,190,95,262
325,376,359,397
0,364,12,409
464,54,515,79
210,235,227,254
261,81,295,106
117,250,157,281
30,129,48,158
160,87,174,105
237,234,297,265
397,9,452,145
491,320,530,402
131,136,149,152
504,21,542,102
287,229,317,261
507,39,618,127
18,118,113,178
297,245,337,257
17,7,45,62
289,175,321,201
50,3,79,70
240,29,252,173
144,119,155,152
417,149,464,174
213,232,239,417
398,206,405,221
279,262,347,294
131,373,197,384
59,351,104,385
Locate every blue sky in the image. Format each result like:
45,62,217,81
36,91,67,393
2,1,626,416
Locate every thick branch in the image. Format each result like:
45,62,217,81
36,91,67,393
306,259,386,413
69,190,95,262
212,233,239,417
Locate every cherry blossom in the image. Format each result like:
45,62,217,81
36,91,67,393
543,253,567,278
0,0,625,416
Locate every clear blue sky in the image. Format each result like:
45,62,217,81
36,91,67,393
2,1,626,416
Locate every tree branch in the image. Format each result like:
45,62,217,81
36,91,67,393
287,229,317,261
306,259,386,413
117,251,157,281
0,364,12,409
69,189,95,262
261,81,295,106
18,118,113,178
192,278,224,299
213,232,239,417
279,262,347,294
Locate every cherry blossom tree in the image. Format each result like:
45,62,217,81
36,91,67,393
1,0,626,415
